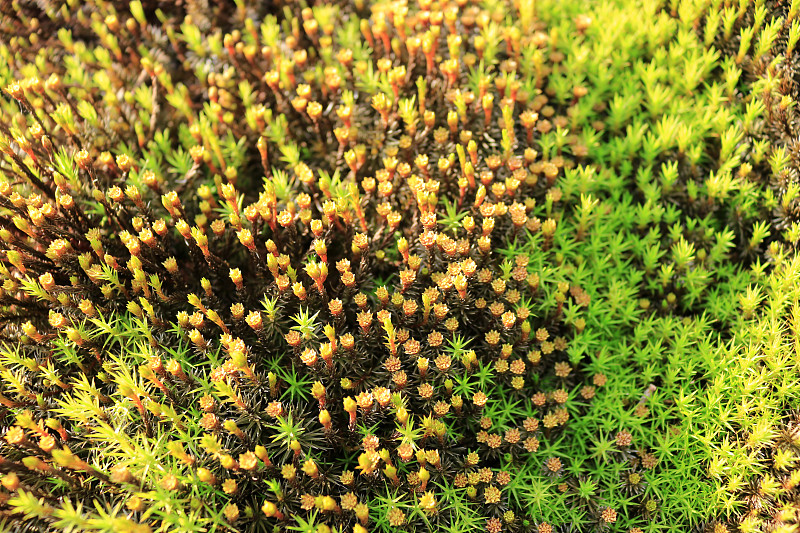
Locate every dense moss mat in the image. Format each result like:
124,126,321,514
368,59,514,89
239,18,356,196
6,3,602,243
0,0,799,532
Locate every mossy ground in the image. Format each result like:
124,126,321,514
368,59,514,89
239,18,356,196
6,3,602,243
0,1,799,532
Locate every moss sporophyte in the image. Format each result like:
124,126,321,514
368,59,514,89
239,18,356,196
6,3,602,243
1,0,800,532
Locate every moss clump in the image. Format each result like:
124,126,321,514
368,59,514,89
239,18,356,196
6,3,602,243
0,0,799,532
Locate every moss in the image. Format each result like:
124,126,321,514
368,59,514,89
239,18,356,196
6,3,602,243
0,0,799,532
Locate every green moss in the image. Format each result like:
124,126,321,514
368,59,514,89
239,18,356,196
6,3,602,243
0,0,799,532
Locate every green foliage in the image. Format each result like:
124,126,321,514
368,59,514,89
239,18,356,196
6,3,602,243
0,0,799,532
